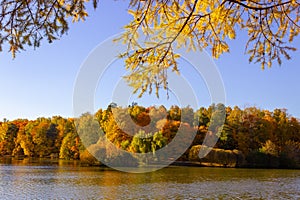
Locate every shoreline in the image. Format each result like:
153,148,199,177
1,156,299,170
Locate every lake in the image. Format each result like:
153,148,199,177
0,158,299,199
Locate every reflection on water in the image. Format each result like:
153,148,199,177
0,158,300,199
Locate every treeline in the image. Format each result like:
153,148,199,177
0,116,80,159
0,104,300,168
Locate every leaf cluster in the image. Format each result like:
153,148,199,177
118,0,300,97
0,0,98,57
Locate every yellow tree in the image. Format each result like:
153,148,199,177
1,0,299,96
119,0,300,96
0,0,97,57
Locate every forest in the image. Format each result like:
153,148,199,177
0,104,299,168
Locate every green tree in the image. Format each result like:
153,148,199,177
208,103,226,133
195,107,210,127
130,130,153,154
75,113,101,148
218,106,242,150
129,130,167,159
59,131,81,159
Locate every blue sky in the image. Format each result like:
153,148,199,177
0,1,299,120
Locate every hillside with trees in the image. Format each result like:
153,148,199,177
1,104,299,168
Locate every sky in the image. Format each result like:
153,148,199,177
0,1,300,120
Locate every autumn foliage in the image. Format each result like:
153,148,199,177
0,104,299,168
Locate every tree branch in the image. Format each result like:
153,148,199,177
227,0,292,11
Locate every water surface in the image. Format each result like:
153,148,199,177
0,159,299,199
